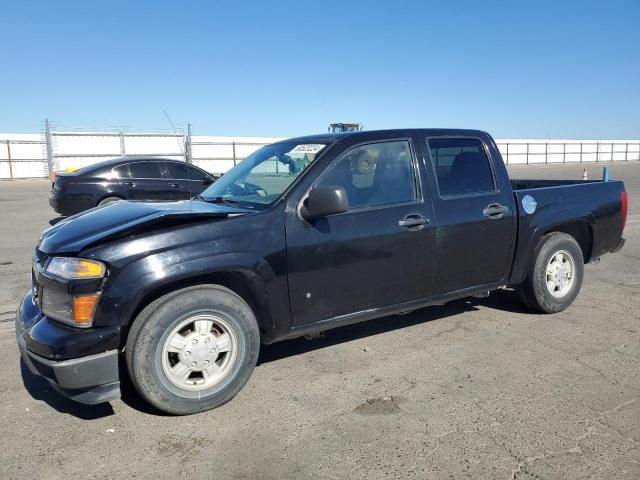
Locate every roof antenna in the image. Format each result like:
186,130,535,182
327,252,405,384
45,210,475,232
163,110,193,210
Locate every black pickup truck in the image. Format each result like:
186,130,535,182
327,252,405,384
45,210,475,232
16,129,627,415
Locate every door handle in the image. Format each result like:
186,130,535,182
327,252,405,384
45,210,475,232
123,181,134,186
399,214,429,230
483,203,508,219
170,183,182,188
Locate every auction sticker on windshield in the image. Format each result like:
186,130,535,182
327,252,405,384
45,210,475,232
291,144,325,154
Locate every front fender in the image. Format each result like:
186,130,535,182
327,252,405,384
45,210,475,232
94,252,282,337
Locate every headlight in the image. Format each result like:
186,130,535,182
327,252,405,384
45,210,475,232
41,288,100,327
46,257,106,279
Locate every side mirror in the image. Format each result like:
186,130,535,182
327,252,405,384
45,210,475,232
300,185,348,221
203,176,215,186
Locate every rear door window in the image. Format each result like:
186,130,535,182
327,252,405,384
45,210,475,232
427,138,495,196
186,164,207,180
129,161,163,179
113,164,131,179
165,162,209,180
164,162,190,179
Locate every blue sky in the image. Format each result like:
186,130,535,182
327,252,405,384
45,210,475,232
1,0,638,138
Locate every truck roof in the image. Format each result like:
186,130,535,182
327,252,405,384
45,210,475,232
278,128,490,144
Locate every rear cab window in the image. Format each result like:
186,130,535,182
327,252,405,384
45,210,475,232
427,137,495,196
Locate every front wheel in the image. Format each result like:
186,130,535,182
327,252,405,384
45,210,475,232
126,285,260,415
517,232,584,313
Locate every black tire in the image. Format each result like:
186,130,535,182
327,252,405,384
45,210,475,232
98,196,123,207
517,232,584,313
126,285,260,415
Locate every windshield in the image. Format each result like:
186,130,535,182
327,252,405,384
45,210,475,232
200,141,328,207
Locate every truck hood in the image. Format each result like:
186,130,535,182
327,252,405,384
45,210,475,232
38,200,254,254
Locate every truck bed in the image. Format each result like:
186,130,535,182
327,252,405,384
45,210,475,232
508,177,626,286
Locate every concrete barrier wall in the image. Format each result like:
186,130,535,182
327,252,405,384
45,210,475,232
1,131,638,180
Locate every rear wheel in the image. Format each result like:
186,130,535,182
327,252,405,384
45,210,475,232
97,196,123,207
517,232,584,313
126,285,260,415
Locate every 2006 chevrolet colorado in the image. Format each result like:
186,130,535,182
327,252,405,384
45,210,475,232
16,129,627,414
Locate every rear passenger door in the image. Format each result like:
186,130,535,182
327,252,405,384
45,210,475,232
163,161,192,200
126,161,171,201
421,136,516,294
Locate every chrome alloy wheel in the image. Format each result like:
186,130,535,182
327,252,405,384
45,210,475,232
545,250,576,298
161,314,238,391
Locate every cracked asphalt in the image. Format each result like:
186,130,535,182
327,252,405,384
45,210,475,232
0,162,638,479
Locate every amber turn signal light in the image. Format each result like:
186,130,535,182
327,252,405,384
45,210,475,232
73,294,100,325
76,260,106,278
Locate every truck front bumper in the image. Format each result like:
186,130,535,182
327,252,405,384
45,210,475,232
15,293,121,405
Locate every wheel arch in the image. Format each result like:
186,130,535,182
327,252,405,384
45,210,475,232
97,193,125,206
108,254,278,344
510,208,595,286
541,220,593,263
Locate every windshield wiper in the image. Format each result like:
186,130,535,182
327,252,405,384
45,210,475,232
206,196,243,204
199,196,260,210
204,196,260,209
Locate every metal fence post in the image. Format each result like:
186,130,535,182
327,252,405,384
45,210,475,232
526,142,529,165
625,142,628,161
185,124,192,164
544,142,548,164
6,140,13,180
232,142,236,166
119,130,126,157
505,142,509,165
44,119,54,178
611,142,614,162
562,143,566,163
579,143,583,163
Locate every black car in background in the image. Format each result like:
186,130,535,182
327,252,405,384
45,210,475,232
49,157,217,216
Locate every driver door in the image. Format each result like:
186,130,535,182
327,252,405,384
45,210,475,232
285,138,436,326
